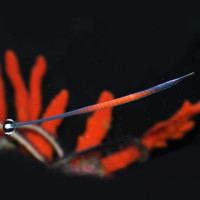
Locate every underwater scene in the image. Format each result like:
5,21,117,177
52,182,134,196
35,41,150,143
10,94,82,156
0,2,200,199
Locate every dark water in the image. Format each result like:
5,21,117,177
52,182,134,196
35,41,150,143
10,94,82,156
0,2,200,199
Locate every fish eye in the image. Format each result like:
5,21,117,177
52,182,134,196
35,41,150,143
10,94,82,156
3,119,16,135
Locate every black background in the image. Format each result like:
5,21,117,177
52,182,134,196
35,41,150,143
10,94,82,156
0,2,200,199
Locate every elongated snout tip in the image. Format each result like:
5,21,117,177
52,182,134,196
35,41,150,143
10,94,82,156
174,72,195,85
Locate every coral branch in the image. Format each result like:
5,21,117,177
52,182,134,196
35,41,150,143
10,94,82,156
101,146,141,175
24,89,68,161
24,131,54,161
100,100,200,175
29,56,47,120
2,50,199,176
5,50,29,121
76,91,114,151
41,89,69,136
0,65,7,123
141,101,200,150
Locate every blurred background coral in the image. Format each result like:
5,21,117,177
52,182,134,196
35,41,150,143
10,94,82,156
0,2,200,199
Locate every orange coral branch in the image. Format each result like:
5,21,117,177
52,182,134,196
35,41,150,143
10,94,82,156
101,146,141,175
5,50,29,121
141,101,200,150
0,65,7,122
24,131,53,161
41,89,69,136
24,89,69,161
3,50,199,175
29,56,47,120
101,100,200,175
76,91,114,151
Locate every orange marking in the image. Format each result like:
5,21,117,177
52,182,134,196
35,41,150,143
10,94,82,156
82,90,153,113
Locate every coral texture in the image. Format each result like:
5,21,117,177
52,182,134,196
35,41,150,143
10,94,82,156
0,50,199,176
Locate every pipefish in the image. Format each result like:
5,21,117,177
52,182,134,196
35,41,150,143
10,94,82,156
3,72,194,135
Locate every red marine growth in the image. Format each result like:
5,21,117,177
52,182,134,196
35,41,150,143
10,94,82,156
0,50,199,177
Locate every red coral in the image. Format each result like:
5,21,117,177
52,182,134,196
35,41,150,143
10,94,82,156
101,146,141,175
1,50,199,176
141,100,200,150
76,91,114,151
4,50,68,161
5,50,29,121
100,100,200,175
0,64,7,123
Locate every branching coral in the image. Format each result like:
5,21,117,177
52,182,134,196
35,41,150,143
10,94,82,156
0,50,199,177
